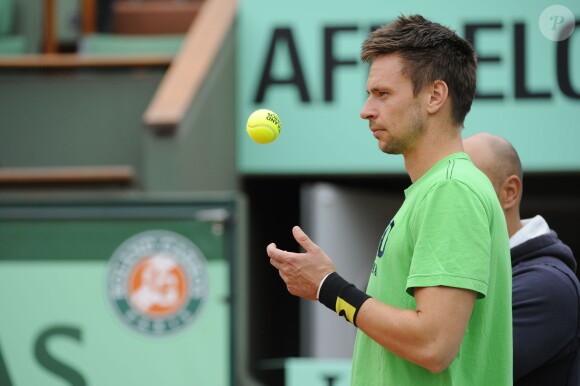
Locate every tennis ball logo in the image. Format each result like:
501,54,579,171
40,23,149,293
246,109,282,144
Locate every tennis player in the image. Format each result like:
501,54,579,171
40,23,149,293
267,14,513,385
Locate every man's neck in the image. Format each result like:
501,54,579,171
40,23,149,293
506,209,523,239
404,127,464,182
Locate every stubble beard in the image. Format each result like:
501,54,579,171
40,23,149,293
379,108,426,155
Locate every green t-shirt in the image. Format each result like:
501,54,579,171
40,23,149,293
351,153,513,385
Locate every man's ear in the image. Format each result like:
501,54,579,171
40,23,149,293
499,175,522,210
426,80,449,114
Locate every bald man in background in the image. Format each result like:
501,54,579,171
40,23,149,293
464,132,580,386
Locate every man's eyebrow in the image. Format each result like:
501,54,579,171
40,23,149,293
368,85,390,93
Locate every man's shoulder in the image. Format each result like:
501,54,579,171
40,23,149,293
422,153,494,193
514,257,580,304
424,162,497,208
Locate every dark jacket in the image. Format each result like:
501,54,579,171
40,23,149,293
512,230,580,386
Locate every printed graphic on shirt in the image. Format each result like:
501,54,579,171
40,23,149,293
372,219,395,276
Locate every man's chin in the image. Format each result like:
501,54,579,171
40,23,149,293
379,143,399,155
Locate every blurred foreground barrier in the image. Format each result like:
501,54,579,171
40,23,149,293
0,195,239,386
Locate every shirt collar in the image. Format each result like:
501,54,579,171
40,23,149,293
510,215,551,249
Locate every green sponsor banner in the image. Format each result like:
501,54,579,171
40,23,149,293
0,199,234,386
237,0,580,174
0,261,229,386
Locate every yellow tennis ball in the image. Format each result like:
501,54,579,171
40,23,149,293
246,109,282,144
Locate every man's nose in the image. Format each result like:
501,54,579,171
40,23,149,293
360,99,375,120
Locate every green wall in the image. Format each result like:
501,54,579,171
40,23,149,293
237,0,580,174
0,70,161,175
0,27,238,193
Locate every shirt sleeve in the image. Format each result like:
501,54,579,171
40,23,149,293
406,180,491,297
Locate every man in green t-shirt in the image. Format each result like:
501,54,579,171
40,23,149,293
267,14,513,385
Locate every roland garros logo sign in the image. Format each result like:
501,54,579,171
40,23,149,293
107,230,209,335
